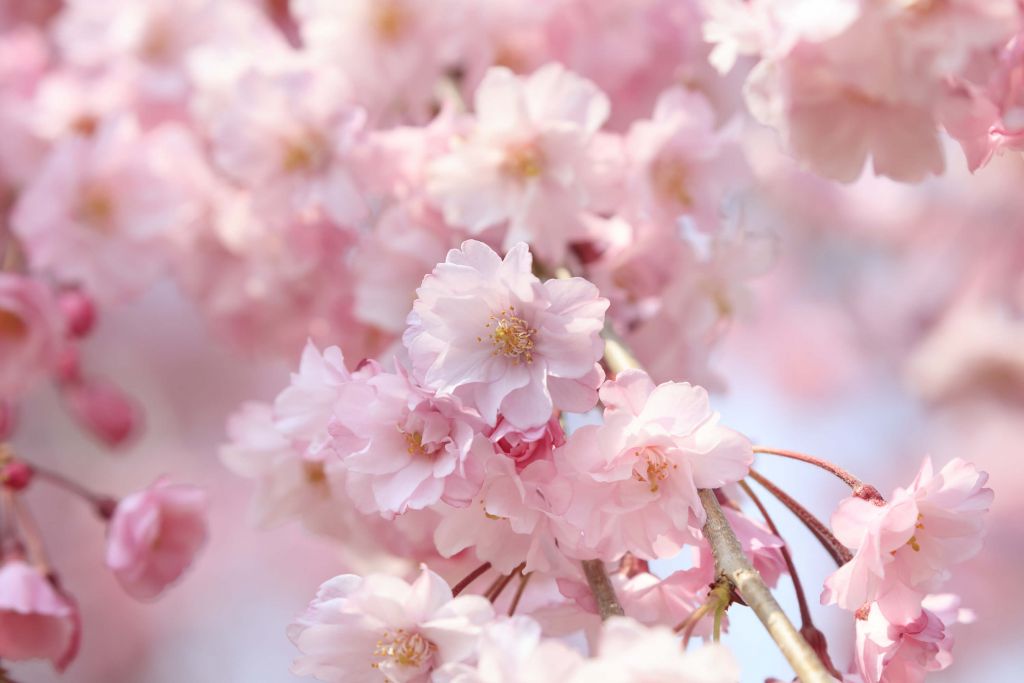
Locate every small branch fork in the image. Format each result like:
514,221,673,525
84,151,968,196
699,489,832,683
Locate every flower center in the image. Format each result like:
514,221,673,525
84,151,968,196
282,131,330,173
78,186,116,233
0,309,28,340
373,1,411,43
481,307,536,364
632,446,676,493
650,155,693,208
503,142,545,180
303,460,327,486
373,629,436,671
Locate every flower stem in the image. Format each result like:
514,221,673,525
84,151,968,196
748,470,852,566
699,489,832,683
28,463,118,519
753,446,885,504
507,572,532,616
739,480,844,679
451,562,491,596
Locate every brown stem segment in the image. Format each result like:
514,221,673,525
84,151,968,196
699,489,832,683
748,470,852,566
753,446,885,505
581,559,625,620
29,464,118,519
451,562,491,597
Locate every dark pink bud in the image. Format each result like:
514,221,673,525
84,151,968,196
58,290,96,338
62,379,141,448
0,459,33,491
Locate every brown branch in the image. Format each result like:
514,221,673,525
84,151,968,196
581,559,625,619
753,447,884,504
699,489,832,683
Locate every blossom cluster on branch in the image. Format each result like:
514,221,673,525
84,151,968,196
0,0,1013,681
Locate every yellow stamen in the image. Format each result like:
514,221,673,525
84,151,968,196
483,307,537,365
372,629,436,670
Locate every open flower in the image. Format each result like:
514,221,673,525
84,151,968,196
105,477,208,600
0,559,80,671
822,458,992,621
427,64,610,263
289,566,494,683
331,369,489,517
404,240,607,430
558,369,753,559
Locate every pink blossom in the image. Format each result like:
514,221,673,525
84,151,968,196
221,401,352,536
60,377,141,448
294,0,458,124
288,566,494,683
853,597,971,683
571,616,740,683
0,559,80,671
558,369,753,559
404,240,608,430
433,445,574,575
205,65,369,227
823,458,992,621
623,87,747,232
427,65,610,263
11,117,204,303
105,478,208,601
433,616,585,683
0,274,64,399
330,370,488,516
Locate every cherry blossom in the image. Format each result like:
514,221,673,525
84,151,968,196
0,559,80,672
404,240,607,430
105,478,208,600
558,369,753,559
0,273,64,399
288,566,494,683
427,65,611,263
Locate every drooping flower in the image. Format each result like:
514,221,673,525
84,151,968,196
557,369,753,559
427,65,611,263
853,595,974,683
0,559,80,672
105,478,208,600
403,240,607,430
288,566,494,683
822,458,992,621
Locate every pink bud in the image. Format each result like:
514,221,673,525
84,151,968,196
62,378,141,448
57,289,96,338
106,478,208,600
0,459,33,491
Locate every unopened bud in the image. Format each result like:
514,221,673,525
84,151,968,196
62,378,141,448
58,289,96,338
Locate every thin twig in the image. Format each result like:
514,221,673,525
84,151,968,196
740,480,844,679
753,447,884,504
748,470,852,566
451,562,491,596
29,463,118,518
507,572,532,616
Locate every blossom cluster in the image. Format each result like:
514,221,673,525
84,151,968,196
0,0,1010,680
